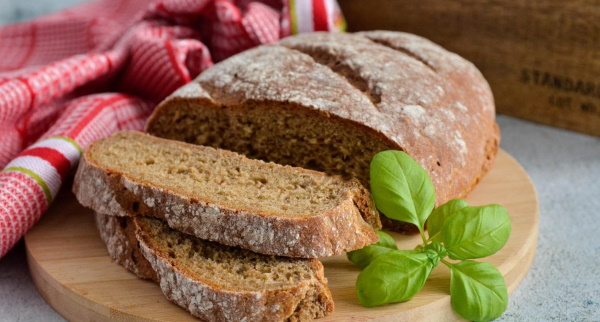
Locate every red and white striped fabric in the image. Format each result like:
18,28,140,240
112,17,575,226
0,0,345,258
288,0,346,33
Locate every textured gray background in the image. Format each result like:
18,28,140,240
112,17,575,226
0,1,599,321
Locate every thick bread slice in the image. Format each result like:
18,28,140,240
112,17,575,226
74,131,381,258
146,31,499,234
95,212,334,321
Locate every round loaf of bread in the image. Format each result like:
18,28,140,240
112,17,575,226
146,31,499,233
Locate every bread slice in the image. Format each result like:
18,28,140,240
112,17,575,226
74,131,381,258
95,212,334,321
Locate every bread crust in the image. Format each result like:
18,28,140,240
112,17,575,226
94,212,334,321
147,32,500,233
74,135,381,259
94,212,158,281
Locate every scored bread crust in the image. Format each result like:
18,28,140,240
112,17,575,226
146,31,499,233
94,212,334,321
74,134,381,259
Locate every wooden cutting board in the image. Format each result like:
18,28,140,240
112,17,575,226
25,149,538,321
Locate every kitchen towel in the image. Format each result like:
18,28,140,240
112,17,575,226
0,0,345,258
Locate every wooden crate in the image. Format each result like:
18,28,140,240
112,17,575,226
339,0,600,136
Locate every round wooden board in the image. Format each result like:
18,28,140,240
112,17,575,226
25,149,538,321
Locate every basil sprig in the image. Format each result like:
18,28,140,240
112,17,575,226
348,150,511,321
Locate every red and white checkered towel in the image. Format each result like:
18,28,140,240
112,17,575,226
0,0,345,258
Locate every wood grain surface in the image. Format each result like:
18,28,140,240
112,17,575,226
25,149,538,321
340,0,600,137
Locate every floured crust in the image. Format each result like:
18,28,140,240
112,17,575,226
147,31,500,233
94,212,157,281
74,136,381,259
94,212,334,321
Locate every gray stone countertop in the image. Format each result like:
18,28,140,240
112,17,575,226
0,1,599,321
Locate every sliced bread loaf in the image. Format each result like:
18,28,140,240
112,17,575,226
95,212,334,321
145,31,500,234
75,131,381,258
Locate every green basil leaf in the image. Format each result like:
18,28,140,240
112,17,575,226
347,231,400,269
443,205,511,260
450,260,508,321
423,241,447,267
374,230,398,249
356,250,434,307
370,150,436,233
427,199,469,242
347,246,392,270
